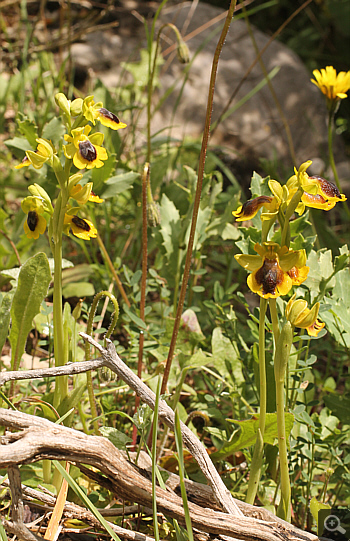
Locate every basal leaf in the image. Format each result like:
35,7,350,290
101,171,138,199
159,194,181,260
100,426,132,451
211,327,244,386
304,249,335,302
323,393,350,425
42,117,66,146
62,282,95,299
4,136,34,153
210,412,294,461
17,116,38,148
9,253,51,372
0,289,15,353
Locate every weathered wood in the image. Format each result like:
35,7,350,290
0,409,320,541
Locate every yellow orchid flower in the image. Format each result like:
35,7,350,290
63,125,108,170
235,242,308,299
82,96,127,130
21,196,47,240
286,294,325,337
15,138,56,170
64,214,97,240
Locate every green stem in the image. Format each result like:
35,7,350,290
96,232,131,308
327,110,350,219
52,192,68,409
280,187,303,248
268,298,280,345
245,297,267,504
85,291,119,434
133,163,149,448
145,0,173,162
160,0,237,396
274,322,293,522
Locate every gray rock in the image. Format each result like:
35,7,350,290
71,1,349,184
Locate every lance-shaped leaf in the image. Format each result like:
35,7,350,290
0,290,15,354
9,252,51,372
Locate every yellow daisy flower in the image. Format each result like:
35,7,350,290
311,66,350,101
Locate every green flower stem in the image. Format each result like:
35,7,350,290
52,210,66,408
85,291,119,434
95,232,131,308
327,110,350,219
281,187,303,248
160,0,237,397
50,169,70,409
133,163,150,449
268,298,280,345
245,297,267,504
274,321,293,522
146,1,173,163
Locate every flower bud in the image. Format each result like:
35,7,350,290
67,173,84,192
55,93,71,116
177,40,190,64
286,294,325,337
28,183,53,214
72,298,84,320
147,200,161,226
70,182,93,205
70,98,83,116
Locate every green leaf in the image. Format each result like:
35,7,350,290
321,268,350,347
123,306,147,330
100,426,132,450
159,194,181,259
0,290,15,353
323,393,350,425
310,497,331,525
101,171,138,199
17,116,38,148
182,349,212,369
210,412,294,461
47,257,74,274
42,117,66,146
62,282,95,298
0,516,9,541
53,461,122,541
9,253,51,372
304,249,335,302
121,45,164,90
57,384,87,426
4,136,33,152
211,327,244,387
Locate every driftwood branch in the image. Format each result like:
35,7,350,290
80,334,243,517
0,409,320,541
1,478,156,541
0,334,323,540
0,335,242,517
